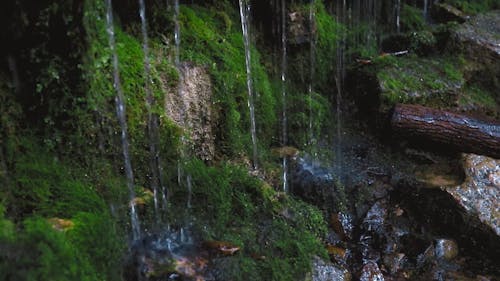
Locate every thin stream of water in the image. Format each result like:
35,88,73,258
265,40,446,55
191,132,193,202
106,0,141,240
239,0,259,170
281,0,288,192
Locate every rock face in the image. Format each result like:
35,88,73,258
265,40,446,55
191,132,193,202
165,63,215,161
446,154,500,237
451,11,500,92
288,10,315,45
431,3,468,23
309,256,351,281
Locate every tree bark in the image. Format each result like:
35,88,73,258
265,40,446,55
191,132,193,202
391,104,500,158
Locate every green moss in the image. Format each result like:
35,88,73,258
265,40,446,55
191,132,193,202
401,4,426,31
179,5,277,158
167,159,328,281
373,55,465,108
0,217,99,281
458,85,498,117
314,1,343,93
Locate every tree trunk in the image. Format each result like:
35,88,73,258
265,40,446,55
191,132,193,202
391,104,500,158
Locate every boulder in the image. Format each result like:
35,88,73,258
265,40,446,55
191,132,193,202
451,11,500,93
446,154,500,237
288,10,315,45
431,3,469,23
359,262,384,281
307,256,351,281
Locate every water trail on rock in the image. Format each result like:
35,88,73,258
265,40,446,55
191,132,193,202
396,0,401,33
106,0,141,240
281,0,288,192
239,0,259,170
308,0,317,165
173,0,192,210
139,0,167,222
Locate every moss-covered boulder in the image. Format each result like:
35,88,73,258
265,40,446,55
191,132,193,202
450,11,500,95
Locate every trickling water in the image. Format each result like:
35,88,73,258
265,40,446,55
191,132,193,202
308,0,317,163
105,0,141,240
334,1,347,181
174,0,181,66
281,0,288,192
396,0,401,33
239,0,259,170
139,0,167,220
172,2,193,210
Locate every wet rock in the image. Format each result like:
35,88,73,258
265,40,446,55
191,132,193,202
383,253,406,275
446,154,500,237
165,63,214,162
363,200,388,235
359,262,385,281
431,3,468,23
308,256,351,281
290,157,337,210
288,10,315,45
434,239,459,261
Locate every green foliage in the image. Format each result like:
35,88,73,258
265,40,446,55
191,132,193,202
314,1,342,94
179,5,277,158
81,0,181,189
401,4,426,32
1,141,126,281
68,212,125,280
7,145,105,217
0,217,99,281
458,85,498,117
175,159,328,281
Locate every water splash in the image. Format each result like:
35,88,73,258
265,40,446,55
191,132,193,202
280,0,288,192
139,0,167,221
239,0,259,170
105,0,141,240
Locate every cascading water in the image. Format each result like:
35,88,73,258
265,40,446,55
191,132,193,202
308,0,317,164
174,0,181,66
105,0,141,240
396,0,401,33
423,0,428,20
334,0,347,182
280,0,288,192
172,0,193,210
239,0,259,170
139,0,167,221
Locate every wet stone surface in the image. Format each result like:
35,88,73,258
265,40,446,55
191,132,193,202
446,154,500,237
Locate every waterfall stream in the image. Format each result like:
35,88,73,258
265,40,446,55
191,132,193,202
239,0,259,170
308,0,317,164
105,0,141,240
139,0,167,221
281,0,288,192
172,0,193,210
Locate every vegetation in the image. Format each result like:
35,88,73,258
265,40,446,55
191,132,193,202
444,0,500,13
0,0,498,280
172,159,329,281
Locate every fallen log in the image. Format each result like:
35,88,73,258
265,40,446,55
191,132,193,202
391,104,500,158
